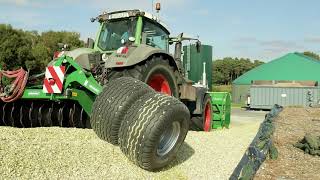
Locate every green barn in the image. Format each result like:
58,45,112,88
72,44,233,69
232,52,320,104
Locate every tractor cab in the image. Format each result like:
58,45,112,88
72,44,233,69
90,10,170,53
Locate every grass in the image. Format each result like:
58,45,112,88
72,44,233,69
232,103,246,108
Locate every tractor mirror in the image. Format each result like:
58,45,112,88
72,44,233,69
196,40,201,53
86,38,95,49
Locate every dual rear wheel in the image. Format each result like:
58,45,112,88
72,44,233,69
90,77,190,171
91,56,212,170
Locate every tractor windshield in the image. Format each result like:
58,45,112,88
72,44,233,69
97,18,136,51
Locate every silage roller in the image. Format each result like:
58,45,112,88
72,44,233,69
0,56,102,128
210,92,231,129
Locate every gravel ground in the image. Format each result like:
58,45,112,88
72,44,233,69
0,108,266,179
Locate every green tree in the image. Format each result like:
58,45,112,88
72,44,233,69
0,24,34,70
0,24,84,74
212,57,264,85
303,51,320,60
253,60,264,67
26,43,51,72
41,31,84,56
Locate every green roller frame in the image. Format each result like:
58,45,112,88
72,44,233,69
20,56,103,115
209,92,231,129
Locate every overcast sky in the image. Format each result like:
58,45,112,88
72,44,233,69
0,0,319,61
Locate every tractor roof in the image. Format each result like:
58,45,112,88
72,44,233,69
100,9,170,34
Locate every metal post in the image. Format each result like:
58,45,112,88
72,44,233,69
202,62,206,87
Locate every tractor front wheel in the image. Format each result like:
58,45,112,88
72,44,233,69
109,56,180,98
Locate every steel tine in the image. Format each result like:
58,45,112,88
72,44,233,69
29,102,34,127
46,103,53,126
68,105,75,127
80,108,85,128
21,102,31,128
38,104,44,127
58,106,64,127
2,103,7,126
9,103,15,127
12,103,23,127
32,103,40,127
19,105,25,128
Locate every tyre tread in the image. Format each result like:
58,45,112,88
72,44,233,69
90,77,154,145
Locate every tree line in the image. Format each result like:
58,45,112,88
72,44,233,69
212,57,264,85
0,24,84,74
303,51,320,60
1,24,319,84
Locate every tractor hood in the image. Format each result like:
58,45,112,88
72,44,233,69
64,48,100,70
104,44,172,68
64,48,97,60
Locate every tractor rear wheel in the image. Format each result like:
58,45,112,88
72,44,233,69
108,56,180,98
190,94,212,132
119,92,190,171
90,77,153,145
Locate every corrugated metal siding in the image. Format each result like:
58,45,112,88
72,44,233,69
183,44,213,90
250,86,320,109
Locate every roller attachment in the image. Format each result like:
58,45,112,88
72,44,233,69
0,101,87,128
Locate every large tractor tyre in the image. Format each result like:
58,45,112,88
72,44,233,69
108,56,180,98
119,92,190,171
190,94,212,132
90,77,154,145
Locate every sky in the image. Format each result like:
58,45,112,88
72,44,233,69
0,0,319,61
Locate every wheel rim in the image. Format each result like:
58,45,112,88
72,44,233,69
147,74,172,96
204,102,211,131
157,121,180,157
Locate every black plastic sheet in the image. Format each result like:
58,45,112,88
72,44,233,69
229,104,283,180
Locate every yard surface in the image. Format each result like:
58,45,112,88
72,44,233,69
255,108,320,180
0,108,266,179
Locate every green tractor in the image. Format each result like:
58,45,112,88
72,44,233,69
0,10,230,171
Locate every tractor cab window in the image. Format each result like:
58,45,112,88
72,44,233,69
98,18,136,51
142,20,169,51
